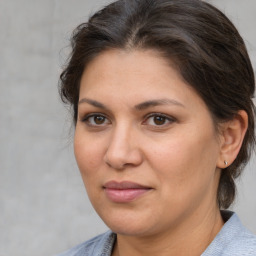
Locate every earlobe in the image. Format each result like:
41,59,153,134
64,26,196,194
217,110,248,169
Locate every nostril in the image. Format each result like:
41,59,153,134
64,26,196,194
104,147,143,170
104,152,127,170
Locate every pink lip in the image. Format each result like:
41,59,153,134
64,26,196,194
103,181,152,203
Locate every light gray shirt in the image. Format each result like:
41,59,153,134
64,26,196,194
57,211,256,256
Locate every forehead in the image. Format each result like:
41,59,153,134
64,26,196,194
80,49,188,97
80,49,214,120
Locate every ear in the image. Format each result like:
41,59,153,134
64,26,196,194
217,110,248,169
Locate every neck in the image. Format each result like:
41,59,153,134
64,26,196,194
112,207,224,256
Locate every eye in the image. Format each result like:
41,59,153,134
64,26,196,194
143,113,175,126
83,114,110,126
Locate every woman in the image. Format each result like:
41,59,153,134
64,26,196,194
58,0,256,255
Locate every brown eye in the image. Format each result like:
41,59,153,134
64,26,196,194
143,113,175,127
83,114,110,126
94,115,106,124
153,116,166,125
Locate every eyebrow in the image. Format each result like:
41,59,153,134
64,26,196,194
78,97,185,110
78,98,108,109
134,98,185,110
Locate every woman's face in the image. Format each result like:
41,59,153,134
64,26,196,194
74,49,222,237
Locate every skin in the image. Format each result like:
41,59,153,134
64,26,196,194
74,49,246,256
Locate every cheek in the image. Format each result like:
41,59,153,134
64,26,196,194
147,126,219,191
74,131,105,178
74,132,108,204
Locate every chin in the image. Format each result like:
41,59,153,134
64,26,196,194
108,223,153,237
98,209,159,237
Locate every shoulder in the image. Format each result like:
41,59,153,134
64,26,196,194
56,231,116,256
223,219,256,256
203,211,256,256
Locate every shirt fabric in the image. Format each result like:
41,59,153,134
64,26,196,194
57,211,256,256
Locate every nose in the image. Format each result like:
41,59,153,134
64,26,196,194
103,124,143,170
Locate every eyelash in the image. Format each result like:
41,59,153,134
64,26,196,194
82,113,111,126
81,113,176,128
143,113,176,127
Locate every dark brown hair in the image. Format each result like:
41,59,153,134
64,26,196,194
59,0,255,208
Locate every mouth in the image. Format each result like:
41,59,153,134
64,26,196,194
103,181,152,203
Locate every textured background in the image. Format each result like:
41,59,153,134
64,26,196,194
0,1,255,255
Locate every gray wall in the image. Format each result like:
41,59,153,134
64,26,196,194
0,1,255,255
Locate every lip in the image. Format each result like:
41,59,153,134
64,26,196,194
103,181,152,203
